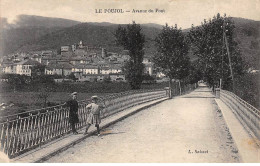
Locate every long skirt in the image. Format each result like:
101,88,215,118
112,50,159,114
86,113,101,125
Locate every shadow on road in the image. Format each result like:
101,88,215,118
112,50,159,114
182,96,215,98
100,131,126,136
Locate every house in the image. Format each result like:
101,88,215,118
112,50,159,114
45,65,54,75
109,73,126,82
108,64,122,74
16,59,41,76
61,51,73,57
74,48,87,57
54,78,74,83
1,63,17,74
61,46,70,52
41,50,53,57
143,56,153,76
144,63,153,75
99,66,110,75
11,54,22,62
31,54,42,63
41,56,70,65
72,64,99,75
84,65,99,75
45,62,73,76
78,74,98,82
69,56,90,65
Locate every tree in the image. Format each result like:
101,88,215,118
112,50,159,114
115,21,145,89
142,74,156,84
188,13,244,91
103,75,111,83
31,64,45,77
153,24,190,98
67,73,76,81
185,60,203,84
4,74,30,92
37,84,52,108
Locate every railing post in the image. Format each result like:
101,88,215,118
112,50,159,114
4,118,9,155
0,122,5,151
215,88,220,99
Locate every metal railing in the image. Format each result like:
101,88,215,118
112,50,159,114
0,89,167,158
220,89,260,140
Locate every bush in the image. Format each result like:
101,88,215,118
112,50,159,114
103,76,112,83
142,74,156,84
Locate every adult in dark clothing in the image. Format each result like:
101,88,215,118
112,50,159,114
65,92,79,134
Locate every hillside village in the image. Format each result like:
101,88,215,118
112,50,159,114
0,41,156,82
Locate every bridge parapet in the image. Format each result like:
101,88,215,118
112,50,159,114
0,89,167,158
220,89,260,140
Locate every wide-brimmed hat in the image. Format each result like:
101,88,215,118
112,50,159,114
91,95,98,100
71,92,77,96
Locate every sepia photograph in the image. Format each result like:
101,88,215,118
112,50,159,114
0,0,259,163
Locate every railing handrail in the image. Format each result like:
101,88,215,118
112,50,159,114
221,89,260,116
0,88,164,121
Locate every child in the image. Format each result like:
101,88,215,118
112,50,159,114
84,96,105,136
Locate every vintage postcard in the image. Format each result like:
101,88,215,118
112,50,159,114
0,0,259,163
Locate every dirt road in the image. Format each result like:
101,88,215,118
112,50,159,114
46,85,240,163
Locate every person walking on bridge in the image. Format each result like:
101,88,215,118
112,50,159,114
84,96,105,136
65,92,79,135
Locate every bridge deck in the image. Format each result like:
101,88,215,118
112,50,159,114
44,86,241,162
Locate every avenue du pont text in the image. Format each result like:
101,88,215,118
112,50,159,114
95,9,165,13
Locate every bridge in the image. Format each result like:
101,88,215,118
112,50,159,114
0,83,259,163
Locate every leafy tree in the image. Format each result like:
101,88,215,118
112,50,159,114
37,84,52,108
188,13,244,91
115,21,145,89
153,24,190,98
3,74,30,92
103,75,111,83
66,73,76,81
185,60,203,84
142,74,156,84
31,64,45,77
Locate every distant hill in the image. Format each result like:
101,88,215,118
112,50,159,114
231,17,260,69
142,23,164,29
0,15,82,56
15,22,161,55
5,15,81,28
1,15,259,69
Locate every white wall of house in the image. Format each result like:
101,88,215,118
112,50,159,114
45,69,53,75
110,68,122,73
3,65,16,74
45,68,71,76
72,68,83,72
61,46,69,52
53,69,63,75
84,68,98,74
16,64,32,76
100,69,110,74
144,66,153,75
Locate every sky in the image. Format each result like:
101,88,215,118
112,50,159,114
1,0,260,29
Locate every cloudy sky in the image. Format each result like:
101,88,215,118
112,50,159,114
1,0,260,29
